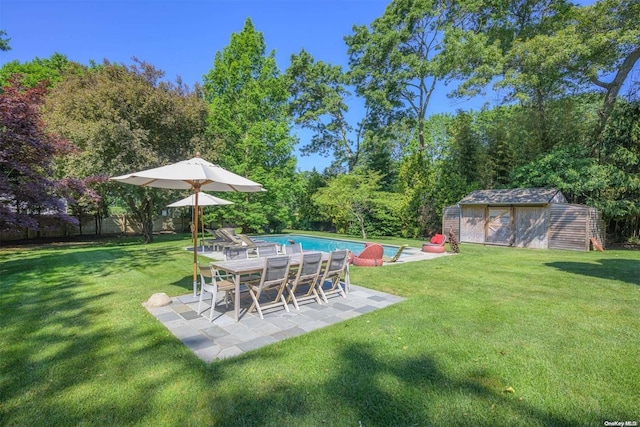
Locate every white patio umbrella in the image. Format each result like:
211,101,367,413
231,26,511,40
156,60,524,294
167,193,233,251
167,192,234,208
111,153,264,296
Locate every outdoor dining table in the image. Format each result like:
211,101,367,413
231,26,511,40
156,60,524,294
210,251,349,322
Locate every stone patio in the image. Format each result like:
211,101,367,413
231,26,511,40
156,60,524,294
145,284,405,362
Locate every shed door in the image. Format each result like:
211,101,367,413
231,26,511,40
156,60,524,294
485,207,513,245
460,206,485,243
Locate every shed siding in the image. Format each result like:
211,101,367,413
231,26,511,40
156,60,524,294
515,206,549,249
460,206,485,243
588,207,606,249
549,204,589,251
443,205,461,237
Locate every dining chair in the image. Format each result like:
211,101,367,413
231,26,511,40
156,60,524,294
287,251,323,310
256,244,279,257
224,246,249,260
247,255,291,319
197,263,235,322
316,249,349,303
284,243,303,254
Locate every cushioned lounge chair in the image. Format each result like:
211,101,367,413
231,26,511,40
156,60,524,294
237,233,269,245
218,228,244,247
422,234,446,253
203,228,228,251
351,243,384,266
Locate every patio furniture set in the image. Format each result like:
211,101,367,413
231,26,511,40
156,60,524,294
197,248,350,323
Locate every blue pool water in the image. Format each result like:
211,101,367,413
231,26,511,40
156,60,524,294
256,234,406,259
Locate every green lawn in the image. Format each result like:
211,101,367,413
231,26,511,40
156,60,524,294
1,233,638,426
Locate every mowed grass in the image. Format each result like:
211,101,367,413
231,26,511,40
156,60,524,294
0,233,638,426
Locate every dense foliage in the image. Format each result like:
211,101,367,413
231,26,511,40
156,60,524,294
202,19,299,234
1,0,638,243
43,60,208,242
0,79,79,231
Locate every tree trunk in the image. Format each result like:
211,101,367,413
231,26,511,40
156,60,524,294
591,46,640,161
94,214,102,235
142,199,154,243
127,195,154,243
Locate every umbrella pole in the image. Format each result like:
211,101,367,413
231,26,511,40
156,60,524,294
193,189,200,297
200,207,205,251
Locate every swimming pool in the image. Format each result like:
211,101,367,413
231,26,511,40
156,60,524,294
256,234,407,259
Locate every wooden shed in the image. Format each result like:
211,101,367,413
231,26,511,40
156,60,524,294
443,188,605,251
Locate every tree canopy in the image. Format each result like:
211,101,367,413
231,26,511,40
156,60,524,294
203,18,299,233
1,0,638,243
44,60,209,242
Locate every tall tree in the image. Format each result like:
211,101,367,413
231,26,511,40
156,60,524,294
346,0,450,153
287,49,370,173
345,0,485,237
44,60,208,242
0,78,77,231
203,19,299,233
447,0,639,156
0,30,10,51
570,0,640,152
293,169,331,231
597,99,640,240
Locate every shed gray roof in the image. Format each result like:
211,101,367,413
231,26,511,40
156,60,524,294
458,188,566,205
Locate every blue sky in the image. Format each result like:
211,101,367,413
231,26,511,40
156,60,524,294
1,0,606,171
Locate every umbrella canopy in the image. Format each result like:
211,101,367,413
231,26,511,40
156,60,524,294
111,156,264,192
167,192,233,208
111,154,264,297
168,193,234,260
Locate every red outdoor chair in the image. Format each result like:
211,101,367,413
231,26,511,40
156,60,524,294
351,243,384,266
422,233,446,253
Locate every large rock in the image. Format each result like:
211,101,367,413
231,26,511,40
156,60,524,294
143,292,172,308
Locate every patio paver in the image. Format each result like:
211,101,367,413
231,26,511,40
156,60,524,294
145,283,405,361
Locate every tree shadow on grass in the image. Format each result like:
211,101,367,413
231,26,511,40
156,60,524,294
546,258,640,286
0,241,204,425
0,291,194,425
1,241,196,295
208,341,589,426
